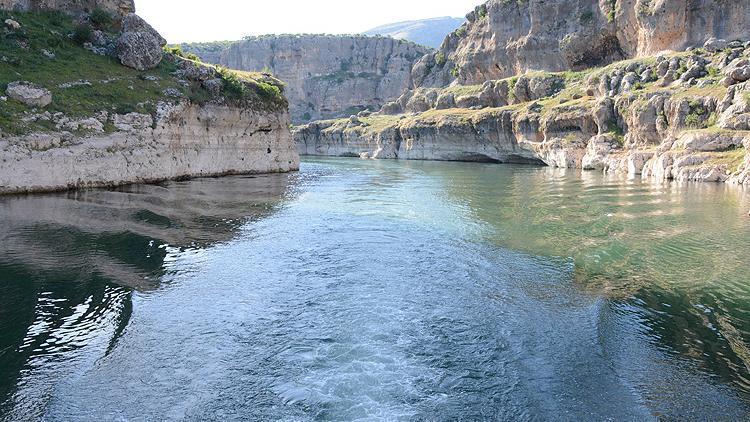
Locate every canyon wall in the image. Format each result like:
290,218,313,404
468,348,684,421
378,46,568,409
296,47,750,184
216,35,430,123
1,10,299,195
414,0,750,88
0,102,298,194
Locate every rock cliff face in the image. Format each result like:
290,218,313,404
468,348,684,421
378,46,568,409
0,103,298,194
296,47,750,184
1,10,299,195
414,0,750,88
216,35,430,124
0,0,134,16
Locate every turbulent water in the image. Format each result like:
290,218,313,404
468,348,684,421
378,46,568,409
1,158,750,420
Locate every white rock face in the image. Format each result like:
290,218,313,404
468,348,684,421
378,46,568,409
0,102,299,194
218,35,430,123
415,0,750,87
5,81,52,108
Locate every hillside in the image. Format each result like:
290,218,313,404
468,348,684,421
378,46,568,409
0,9,298,194
363,16,464,49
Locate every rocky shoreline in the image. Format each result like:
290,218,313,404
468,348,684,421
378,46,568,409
0,102,298,194
295,44,750,185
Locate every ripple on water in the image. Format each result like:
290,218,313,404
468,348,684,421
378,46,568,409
1,159,749,420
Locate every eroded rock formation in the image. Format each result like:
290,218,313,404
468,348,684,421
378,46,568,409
414,0,750,88
0,101,299,194
216,35,430,123
296,47,750,184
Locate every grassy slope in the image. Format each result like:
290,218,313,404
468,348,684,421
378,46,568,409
0,11,287,136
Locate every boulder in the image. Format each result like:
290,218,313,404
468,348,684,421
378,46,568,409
730,66,750,83
113,112,153,131
703,37,728,52
5,81,52,107
202,78,223,97
4,18,20,30
116,14,166,71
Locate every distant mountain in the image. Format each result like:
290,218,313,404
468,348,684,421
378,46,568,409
363,16,464,49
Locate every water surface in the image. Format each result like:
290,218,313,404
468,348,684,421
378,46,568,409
1,158,749,420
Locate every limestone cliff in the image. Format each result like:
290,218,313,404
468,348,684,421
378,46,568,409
295,47,750,184
0,102,298,194
212,35,430,124
414,0,750,88
1,10,298,195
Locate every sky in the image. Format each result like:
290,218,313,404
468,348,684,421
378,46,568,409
137,0,483,43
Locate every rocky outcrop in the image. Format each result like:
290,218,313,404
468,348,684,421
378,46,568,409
116,13,166,70
0,102,299,194
414,0,750,88
214,35,430,124
5,81,52,107
296,47,750,184
0,0,134,16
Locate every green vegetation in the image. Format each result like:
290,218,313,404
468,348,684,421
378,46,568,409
165,45,200,62
89,8,113,29
72,23,93,45
477,4,488,19
435,52,447,67
0,11,288,135
0,11,184,134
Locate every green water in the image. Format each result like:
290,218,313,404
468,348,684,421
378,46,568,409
1,158,749,420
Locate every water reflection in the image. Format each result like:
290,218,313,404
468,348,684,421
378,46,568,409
0,174,293,419
1,158,749,420
420,161,750,409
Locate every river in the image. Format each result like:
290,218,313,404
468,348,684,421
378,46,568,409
1,158,749,420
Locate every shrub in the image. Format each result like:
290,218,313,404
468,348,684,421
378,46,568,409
72,24,92,45
89,8,112,29
217,66,247,99
450,66,460,78
477,4,488,19
435,52,446,67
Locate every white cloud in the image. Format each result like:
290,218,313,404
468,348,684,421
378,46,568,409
136,0,483,43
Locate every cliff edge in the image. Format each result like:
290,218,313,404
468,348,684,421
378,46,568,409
414,0,750,88
0,9,298,194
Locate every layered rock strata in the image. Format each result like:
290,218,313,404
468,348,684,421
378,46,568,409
414,0,750,88
216,35,430,123
296,47,750,184
0,101,298,194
